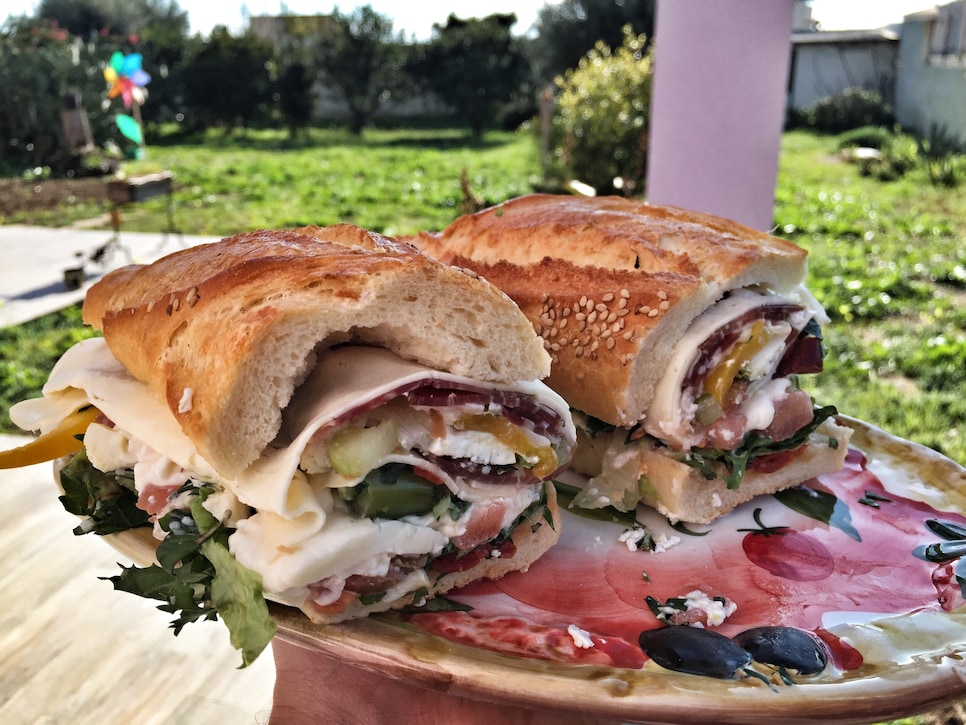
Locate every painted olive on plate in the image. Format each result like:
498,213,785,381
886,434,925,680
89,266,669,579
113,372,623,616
638,626,752,679
731,626,828,674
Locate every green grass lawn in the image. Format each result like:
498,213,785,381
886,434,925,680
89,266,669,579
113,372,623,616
774,130,965,465
2,126,964,467
11,126,541,237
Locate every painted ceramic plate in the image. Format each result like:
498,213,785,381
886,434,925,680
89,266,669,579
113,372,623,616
111,417,966,723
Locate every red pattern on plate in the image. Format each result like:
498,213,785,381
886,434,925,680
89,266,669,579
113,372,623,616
408,448,966,669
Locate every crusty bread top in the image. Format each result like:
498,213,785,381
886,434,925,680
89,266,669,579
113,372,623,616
82,224,551,476
412,194,807,297
410,195,811,426
444,255,710,427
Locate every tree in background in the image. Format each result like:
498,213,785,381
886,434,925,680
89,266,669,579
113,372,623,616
312,5,408,134
180,27,274,131
276,61,313,138
530,0,655,82
37,0,188,40
549,25,654,195
410,13,525,138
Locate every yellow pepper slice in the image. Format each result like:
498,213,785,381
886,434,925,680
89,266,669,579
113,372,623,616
456,414,558,478
703,320,768,406
0,406,99,469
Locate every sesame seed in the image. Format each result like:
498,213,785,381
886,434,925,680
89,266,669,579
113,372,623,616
595,303,607,313
606,337,616,350
146,300,156,313
658,290,668,301
639,305,651,314
551,343,561,352
618,297,628,309
541,292,549,302
623,331,634,340
613,322,622,333
648,308,660,317
606,312,617,324
587,311,597,324
620,289,630,299
578,320,587,332
562,307,571,318
585,299,594,311
659,300,670,311
559,317,569,329
575,347,584,358
579,295,587,307
534,324,544,336
617,308,630,317
601,328,612,339
575,312,586,321
590,340,600,352
602,292,615,302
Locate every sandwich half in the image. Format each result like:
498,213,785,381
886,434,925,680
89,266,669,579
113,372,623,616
411,194,851,524
4,224,576,663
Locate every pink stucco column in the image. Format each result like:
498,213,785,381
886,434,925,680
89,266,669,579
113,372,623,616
645,0,796,231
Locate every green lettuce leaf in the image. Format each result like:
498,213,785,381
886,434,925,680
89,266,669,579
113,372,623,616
203,538,277,668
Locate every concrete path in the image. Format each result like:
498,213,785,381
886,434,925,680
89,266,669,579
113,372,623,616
0,224,219,328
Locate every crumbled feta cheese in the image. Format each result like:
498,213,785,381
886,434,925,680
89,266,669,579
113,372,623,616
178,387,194,413
567,624,594,649
618,526,649,551
711,492,722,509
681,589,737,627
651,533,681,554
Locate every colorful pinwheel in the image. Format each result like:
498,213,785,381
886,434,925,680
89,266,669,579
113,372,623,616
104,51,150,109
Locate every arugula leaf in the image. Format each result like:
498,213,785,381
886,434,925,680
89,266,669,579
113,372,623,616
681,405,839,490
203,539,277,668
62,454,273,666
104,561,218,633
58,451,150,535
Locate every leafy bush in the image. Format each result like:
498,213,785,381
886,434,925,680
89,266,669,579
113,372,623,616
800,87,894,134
917,122,966,187
836,125,895,150
548,25,653,195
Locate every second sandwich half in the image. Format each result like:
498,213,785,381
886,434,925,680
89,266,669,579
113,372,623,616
412,194,852,525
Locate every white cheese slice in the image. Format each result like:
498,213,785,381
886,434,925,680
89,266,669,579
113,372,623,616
10,337,216,479
17,339,567,600
646,286,823,448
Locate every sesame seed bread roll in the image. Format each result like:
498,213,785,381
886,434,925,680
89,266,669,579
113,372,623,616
82,224,552,477
412,194,807,427
411,194,852,523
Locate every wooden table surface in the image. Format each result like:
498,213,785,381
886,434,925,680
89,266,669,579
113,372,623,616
0,438,275,725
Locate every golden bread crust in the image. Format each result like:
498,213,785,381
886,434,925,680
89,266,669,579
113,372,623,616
411,194,810,426
82,225,551,476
